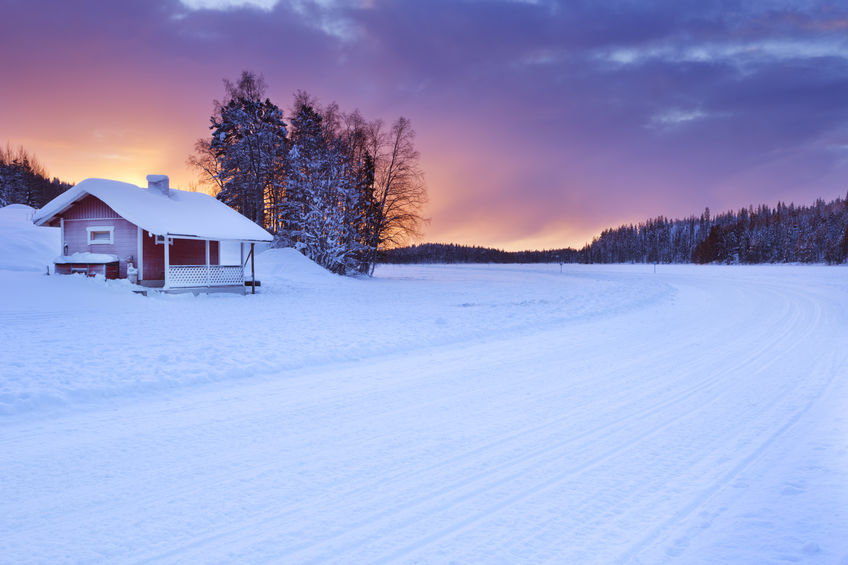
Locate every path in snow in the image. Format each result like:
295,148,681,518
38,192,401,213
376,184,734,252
1,264,846,564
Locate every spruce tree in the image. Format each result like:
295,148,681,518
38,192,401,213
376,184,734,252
207,72,288,230
211,97,287,228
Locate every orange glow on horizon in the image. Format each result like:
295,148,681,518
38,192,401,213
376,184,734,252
16,118,685,252
14,128,205,194
17,129,627,251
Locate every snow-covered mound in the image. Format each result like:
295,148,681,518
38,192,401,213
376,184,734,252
255,247,339,286
0,204,59,272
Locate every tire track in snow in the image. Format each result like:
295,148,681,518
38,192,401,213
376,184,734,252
367,323,816,563
282,274,820,563
483,273,832,564
617,350,841,564
528,274,834,563
134,273,814,563
129,341,723,564
3,267,843,565
612,275,843,564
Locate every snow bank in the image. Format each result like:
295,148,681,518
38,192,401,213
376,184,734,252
0,204,59,272
255,247,341,286
54,252,119,264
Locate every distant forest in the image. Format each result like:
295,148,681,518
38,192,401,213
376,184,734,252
379,244,579,264
3,141,847,266
382,194,848,265
0,145,73,209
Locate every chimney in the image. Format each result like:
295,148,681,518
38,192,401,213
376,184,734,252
146,174,170,196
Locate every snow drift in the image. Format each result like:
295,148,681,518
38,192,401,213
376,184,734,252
255,247,341,286
0,204,59,272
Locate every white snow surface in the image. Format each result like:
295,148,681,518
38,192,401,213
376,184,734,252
0,204,59,272
32,178,273,241
2,207,848,564
54,252,119,264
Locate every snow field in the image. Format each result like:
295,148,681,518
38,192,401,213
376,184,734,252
1,205,847,563
0,255,669,415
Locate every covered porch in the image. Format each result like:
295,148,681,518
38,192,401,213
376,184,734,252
139,232,260,293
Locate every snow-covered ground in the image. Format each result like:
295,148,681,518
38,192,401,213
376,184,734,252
0,204,59,273
1,205,847,564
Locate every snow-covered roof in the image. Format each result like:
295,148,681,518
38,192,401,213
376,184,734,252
32,178,273,242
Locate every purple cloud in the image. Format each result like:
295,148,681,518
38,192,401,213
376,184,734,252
2,0,847,248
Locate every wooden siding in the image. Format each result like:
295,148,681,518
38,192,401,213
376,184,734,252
170,239,220,266
142,231,164,281
63,194,122,220
141,232,220,281
60,195,137,278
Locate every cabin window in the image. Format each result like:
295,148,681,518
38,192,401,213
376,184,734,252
87,226,114,245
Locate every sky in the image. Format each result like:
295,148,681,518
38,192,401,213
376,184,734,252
3,0,848,250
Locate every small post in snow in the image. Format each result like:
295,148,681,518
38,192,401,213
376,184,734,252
163,235,170,289
653,262,657,274
205,239,211,288
251,243,255,295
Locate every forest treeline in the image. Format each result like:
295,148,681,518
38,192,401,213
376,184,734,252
581,196,848,265
384,194,848,265
0,145,73,209
380,243,579,264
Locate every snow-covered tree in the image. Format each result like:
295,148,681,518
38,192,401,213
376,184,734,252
206,72,288,230
189,75,429,275
280,93,365,274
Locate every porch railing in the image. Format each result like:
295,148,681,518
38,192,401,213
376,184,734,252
168,265,244,288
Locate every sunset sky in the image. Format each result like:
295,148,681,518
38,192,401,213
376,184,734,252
3,0,848,250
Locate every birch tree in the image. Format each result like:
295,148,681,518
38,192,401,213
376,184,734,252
364,116,428,273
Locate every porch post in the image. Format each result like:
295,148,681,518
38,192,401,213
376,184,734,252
205,239,210,287
163,235,170,289
251,242,255,295
137,227,144,281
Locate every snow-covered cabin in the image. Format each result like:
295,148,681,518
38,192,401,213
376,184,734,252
32,176,272,290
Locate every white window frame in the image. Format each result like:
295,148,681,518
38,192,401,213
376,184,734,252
87,226,115,245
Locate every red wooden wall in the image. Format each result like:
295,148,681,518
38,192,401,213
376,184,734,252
56,194,223,282
141,232,219,281
61,195,137,278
